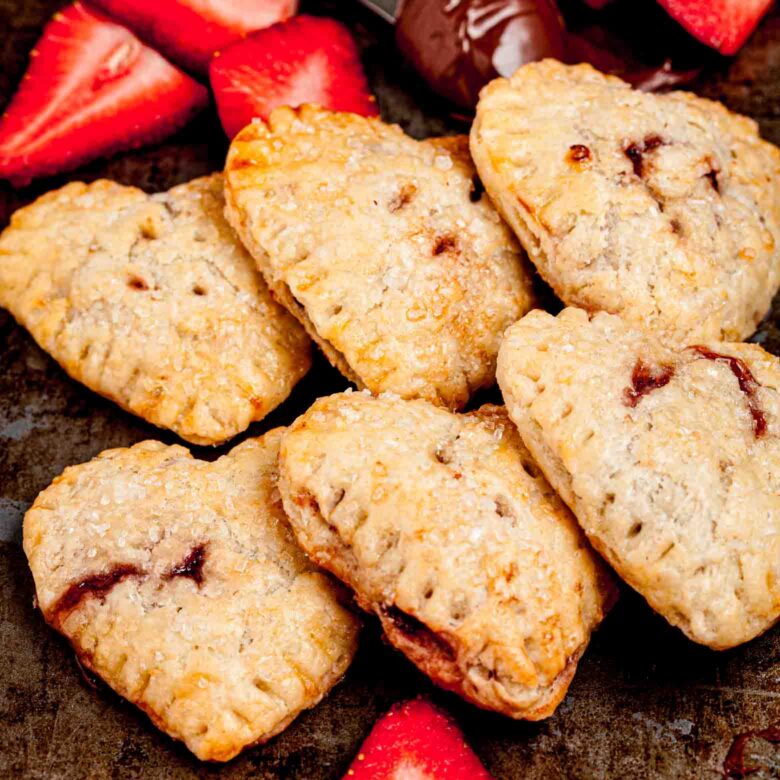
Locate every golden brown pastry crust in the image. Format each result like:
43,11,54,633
472,60,780,344
224,105,535,410
278,392,615,719
23,430,360,761
498,307,780,649
0,175,311,445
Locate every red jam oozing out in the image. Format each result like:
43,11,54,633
705,164,721,193
433,234,459,255
51,563,142,620
381,605,456,660
689,346,767,438
623,359,675,408
623,134,664,177
164,544,207,586
469,174,485,202
723,725,780,778
568,143,592,163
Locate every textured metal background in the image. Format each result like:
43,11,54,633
2,1,780,777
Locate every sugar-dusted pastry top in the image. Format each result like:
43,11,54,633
225,105,535,410
24,430,360,761
498,307,780,649
472,59,780,344
0,175,311,445
278,392,615,719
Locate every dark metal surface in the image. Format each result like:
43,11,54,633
2,1,780,777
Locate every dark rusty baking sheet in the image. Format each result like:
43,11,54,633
3,1,780,777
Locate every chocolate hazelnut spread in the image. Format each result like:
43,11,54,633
396,0,565,108
394,0,700,108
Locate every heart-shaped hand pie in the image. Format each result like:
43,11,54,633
0,174,311,445
225,105,535,410
23,429,360,761
498,307,780,649
278,392,615,719
472,60,780,345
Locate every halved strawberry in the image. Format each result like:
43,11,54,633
0,2,209,186
90,0,297,74
657,0,772,55
343,698,493,780
209,15,378,139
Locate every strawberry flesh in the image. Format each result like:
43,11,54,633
0,2,209,186
210,14,378,139
657,0,772,55
90,0,297,74
343,698,493,780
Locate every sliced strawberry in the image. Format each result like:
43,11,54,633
657,0,772,55
343,698,493,780
209,14,378,139
0,2,209,186
90,0,297,74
